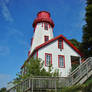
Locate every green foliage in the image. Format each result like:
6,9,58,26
47,80,92,92
0,88,6,92
46,77,92,92
13,73,23,84
60,81,92,92
25,58,53,77
81,0,92,57
69,39,81,49
61,85,82,92
14,58,59,84
71,64,79,72
82,81,92,92
84,76,92,86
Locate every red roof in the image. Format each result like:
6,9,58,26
33,11,54,28
35,35,83,56
21,35,83,69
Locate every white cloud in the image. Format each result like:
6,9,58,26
5,0,11,4
7,27,30,54
0,0,13,22
0,74,11,88
0,46,10,56
79,0,86,4
8,28,24,37
6,27,28,46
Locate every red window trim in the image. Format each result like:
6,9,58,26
45,53,52,66
44,36,49,42
58,55,65,68
58,39,63,49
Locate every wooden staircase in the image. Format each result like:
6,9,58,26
7,57,92,92
65,57,92,86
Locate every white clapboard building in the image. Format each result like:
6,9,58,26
21,11,83,77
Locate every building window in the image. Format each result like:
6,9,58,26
58,39,63,49
58,55,65,68
45,53,52,66
44,36,49,42
44,23,48,30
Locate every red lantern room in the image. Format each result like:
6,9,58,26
33,11,54,28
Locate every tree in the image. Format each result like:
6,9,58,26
69,39,81,49
81,0,92,57
14,58,59,84
0,87,6,92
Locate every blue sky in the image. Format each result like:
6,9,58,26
0,0,86,88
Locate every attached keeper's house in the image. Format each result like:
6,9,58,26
21,11,83,77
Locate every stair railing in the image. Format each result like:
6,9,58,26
7,57,92,92
65,57,92,86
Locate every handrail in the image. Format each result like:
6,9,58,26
70,57,91,75
7,57,92,92
66,57,92,86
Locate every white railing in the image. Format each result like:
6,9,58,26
66,57,92,86
7,77,67,92
7,57,92,92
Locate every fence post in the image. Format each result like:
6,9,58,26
55,78,57,92
29,78,30,90
70,74,73,86
32,78,34,92
86,61,89,78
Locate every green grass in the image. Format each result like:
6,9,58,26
84,76,92,86
47,77,92,92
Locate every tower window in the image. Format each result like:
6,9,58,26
58,39,63,49
44,23,48,30
45,53,52,66
58,55,65,68
44,36,49,42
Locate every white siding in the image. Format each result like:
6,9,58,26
38,39,80,77
30,22,54,53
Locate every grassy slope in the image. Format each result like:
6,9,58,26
58,77,92,92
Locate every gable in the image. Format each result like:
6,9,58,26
34,35,83,56
21,35,83,69
38,39,81,57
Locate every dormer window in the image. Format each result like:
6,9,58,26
58,39,63,49
44,23,48,30
44,36,49,42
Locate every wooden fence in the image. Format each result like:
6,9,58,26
7,57,92,92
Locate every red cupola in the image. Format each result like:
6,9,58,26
33,11,54,28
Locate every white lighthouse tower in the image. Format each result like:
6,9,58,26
29,11,54,55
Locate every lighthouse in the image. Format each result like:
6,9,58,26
29,11,54,55
22,11,82,77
